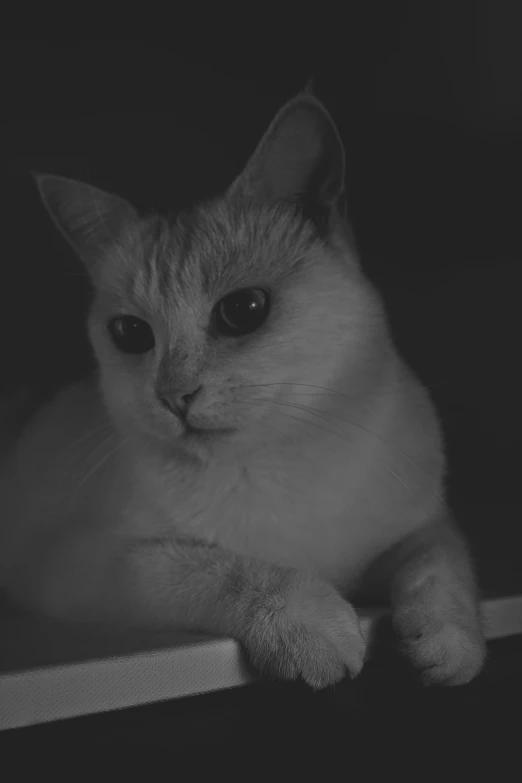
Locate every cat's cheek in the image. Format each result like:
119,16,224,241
95,371,149,437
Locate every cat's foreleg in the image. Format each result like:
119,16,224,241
369,516,486,684
34,534,366,690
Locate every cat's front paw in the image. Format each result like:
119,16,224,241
244,576,366,690
393,602,486,685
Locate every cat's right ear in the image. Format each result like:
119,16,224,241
225,92,345,232
35,174,137,268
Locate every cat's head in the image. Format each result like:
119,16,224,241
36,92,386,461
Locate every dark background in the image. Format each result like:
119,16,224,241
0,8,521,763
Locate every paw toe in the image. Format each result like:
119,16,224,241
404,624,486,685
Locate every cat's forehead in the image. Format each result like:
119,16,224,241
147,201,317,303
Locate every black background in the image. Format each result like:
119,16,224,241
1,10,521,763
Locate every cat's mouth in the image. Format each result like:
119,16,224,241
181,422,236,440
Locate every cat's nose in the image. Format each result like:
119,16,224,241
157,385,202,419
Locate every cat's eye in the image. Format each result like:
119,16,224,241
107,316,155,354
213,288,270,337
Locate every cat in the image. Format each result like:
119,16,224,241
0,91,485,689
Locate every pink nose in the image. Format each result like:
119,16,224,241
157,386,202,419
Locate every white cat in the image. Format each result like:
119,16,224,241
0,92,485,689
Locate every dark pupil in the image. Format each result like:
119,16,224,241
108,316,155,354
216,289,269,336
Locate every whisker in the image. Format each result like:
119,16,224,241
271,409,347,443
244,394,444,507
248,395,442,497
240,382,351,401
248,398,353,443
74,436,131,495
269,398,354,438
54,421,114,468
246,400,325,444
71,432,118,472
239,380,449,400
384,465,409,490
245,399,340,442
243,399,443,510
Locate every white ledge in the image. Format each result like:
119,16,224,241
1,595,521,731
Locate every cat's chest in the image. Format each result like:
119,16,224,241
158,448,409,590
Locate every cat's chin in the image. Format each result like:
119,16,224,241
162,423,237,464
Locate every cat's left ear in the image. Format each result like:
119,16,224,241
226,93,346,230
35,174,137,267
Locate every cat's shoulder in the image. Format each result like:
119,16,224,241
5,377,102,457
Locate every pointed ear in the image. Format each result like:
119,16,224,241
35,174,137,264
303,77,316,96
226,93,345,230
